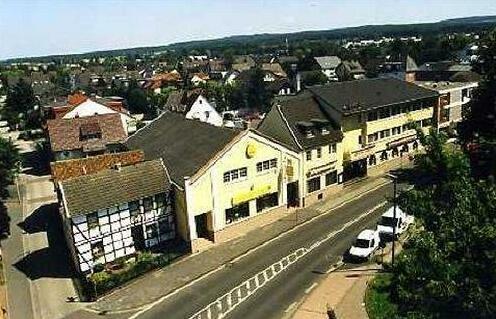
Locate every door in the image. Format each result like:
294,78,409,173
287,181,299,208
131,225,145,251
195,214,209,239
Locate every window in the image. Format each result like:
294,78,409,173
392,126,401,135
368,133,378,143
329,143,337,154
368,155,377,166
257,159,277,173
317,148,322,158
391,106,401,116
87,212,99,229
91,241,104,259
402,124,410,132
159,220,172,234
225,202,250,224
129,200,140,217
146,223,158,239
306,150,312,161
367,111,378,121
379,107,390,119
256,192,279,212
143,197,153,212
358,135,363,145
325,170,338,186
379,129,391,139
223,167,248,183
155,193,166,208
307,176,321,193
422,118,432,127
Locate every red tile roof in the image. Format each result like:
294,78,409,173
47,113,127,152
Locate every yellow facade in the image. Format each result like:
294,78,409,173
183,130,301,240
302,142,343,196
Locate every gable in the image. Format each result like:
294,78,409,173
63,100,118,119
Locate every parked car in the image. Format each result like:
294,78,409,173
348,229,381,261
377,206,414,239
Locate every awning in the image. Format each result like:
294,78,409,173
387,135,417,149
232,184,273,206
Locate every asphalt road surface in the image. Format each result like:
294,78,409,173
131,181,404,319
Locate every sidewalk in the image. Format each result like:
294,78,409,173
89,176,391,313
290,234,407,319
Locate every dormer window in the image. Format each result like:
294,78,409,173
79,122,102,141
321,127,329,135
297,121,315,138
305,130,314,138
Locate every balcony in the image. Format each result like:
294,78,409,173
365,108,433,135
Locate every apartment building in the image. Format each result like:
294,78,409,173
126,112,301,251
58,159,175,274
416,80,478,135
308,78,439,180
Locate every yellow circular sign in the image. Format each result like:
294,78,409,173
246,144,256,158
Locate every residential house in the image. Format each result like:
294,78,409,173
48,94,137,134
416,80,478,135
258,92,344,206
47,113,127,161
185,94,223,127
378,55,418,82
144,70,182,94
314,56,341,81
232,55,256,72
126,112,301,251
190,72,210,86
58,159,176,274
261,63,288,79
415,61,479,82
335,60,366,81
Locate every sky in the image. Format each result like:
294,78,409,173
1,0,496,60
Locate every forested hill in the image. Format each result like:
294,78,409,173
4,15,496,63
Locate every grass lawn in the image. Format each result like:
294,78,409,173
365,273,400,319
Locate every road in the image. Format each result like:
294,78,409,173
130,181,404,319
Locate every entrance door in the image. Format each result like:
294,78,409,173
195,214,209,239
287,181,299,207
131,225,145,251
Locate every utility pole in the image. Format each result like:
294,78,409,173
387,173,398,266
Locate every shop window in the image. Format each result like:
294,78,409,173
91,241,104,259
368,155,377,166
380,151,388,161
87,212,99,229
325,170,338,186
225,202,250,224
256,192,279,212
159,220,172,235
307,177,321,193
392,147,399,157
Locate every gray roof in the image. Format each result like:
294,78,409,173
60,159,170,217
314,56,341,69
258,92,343,151
308,78,438,114
418,61,472,72
126,112,240,187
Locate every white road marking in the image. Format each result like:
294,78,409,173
284,301,298,313
126,181,392,319
304,282,318,294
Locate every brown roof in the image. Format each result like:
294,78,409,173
47,113,127,152
51,150,144,183
261,63,287,78
60,159,170,217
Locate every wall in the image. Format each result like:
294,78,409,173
185,95,223,127
186,131,300,238
67,192,175,274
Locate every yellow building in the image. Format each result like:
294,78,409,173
260,78,440,188
126,112,301,251
307,78,439,180
258,92,344,207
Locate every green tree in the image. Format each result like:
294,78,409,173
301,70,328,86
3,78,39,129
459,29,496,179
0,136,20,236
391,130,496,319
245,68,272,112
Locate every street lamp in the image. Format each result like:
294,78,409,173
386,173,398,266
